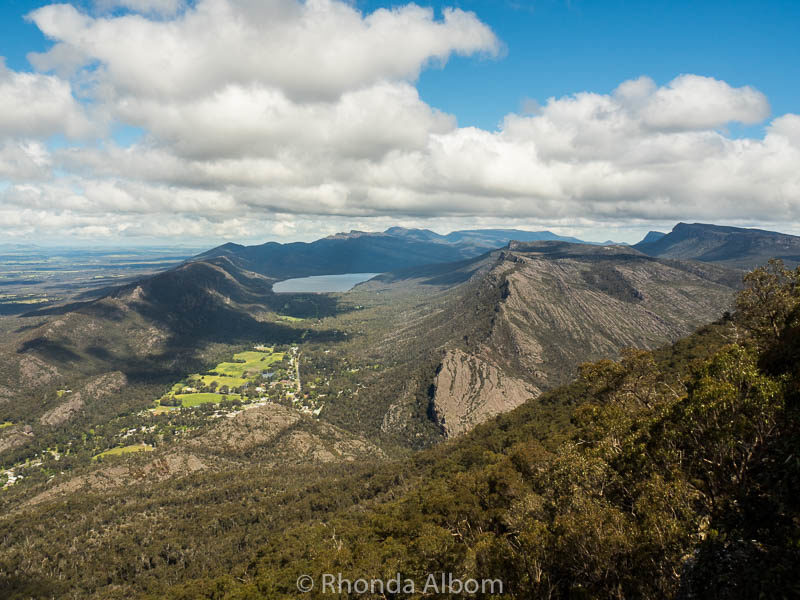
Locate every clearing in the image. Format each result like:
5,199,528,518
155,348,289,409
176,392,243,407
93,443,154,460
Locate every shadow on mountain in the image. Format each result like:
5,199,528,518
22,300,99,318
14,259,348,386
373,255,488,286
17,337,82,363
13,320,46,334
0,302,58,316
196,227,598,279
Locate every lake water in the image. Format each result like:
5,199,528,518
272,272,381,293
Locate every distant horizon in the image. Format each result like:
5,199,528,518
3,220,798,250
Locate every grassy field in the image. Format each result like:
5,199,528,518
211,350,285,377
159,349,284,408
198,374,248,388
174,392,245,407
93,444,154,460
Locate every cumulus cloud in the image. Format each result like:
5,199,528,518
0,59,95,139
628,74,770,131
113,81,456,160
1,0,798,243
28,0,500,101
0,141,53,181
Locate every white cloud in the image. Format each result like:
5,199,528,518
0,140,53,181
632,74,770,131
0,59,95,139
28,0,499,101
768,114,800,147
113,81,455,160
1,0,798,244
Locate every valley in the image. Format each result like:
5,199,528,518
0,224,798,599
2,1,798,595
154,347,295,409
0,233,742,488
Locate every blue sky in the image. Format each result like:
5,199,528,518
0,0,799,245
411,0,800,132
5,1,800,132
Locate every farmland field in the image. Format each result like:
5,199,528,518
198,375,248,388
156,348,289,408
93,443,154,459
211,350,285,376
175,392,242,407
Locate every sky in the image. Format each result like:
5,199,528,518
0,0,799,246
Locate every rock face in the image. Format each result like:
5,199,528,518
0,426,30,454
491,247,737,388
417,242,740,437
189,402,383,464
431,349,536,437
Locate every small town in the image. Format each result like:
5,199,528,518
151,345,326,417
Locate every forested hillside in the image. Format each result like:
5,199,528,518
2,260,797,598
167,260,800,599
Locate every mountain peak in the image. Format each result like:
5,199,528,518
635,223,800,268
323,230,383,240
638,231,667,245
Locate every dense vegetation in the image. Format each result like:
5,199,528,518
2,260,798,598
171,259,798,599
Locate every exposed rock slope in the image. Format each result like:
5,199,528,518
374,242,740,437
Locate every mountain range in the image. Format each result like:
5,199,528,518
2,227,798,598
197,227,594,278
0,232,742,450
3,222,796,437
196,222,800,284
634,222,800,269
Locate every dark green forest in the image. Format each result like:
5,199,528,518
2,260,799,599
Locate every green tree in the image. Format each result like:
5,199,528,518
736,259,800,345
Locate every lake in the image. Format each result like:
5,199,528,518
272,272,381,293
